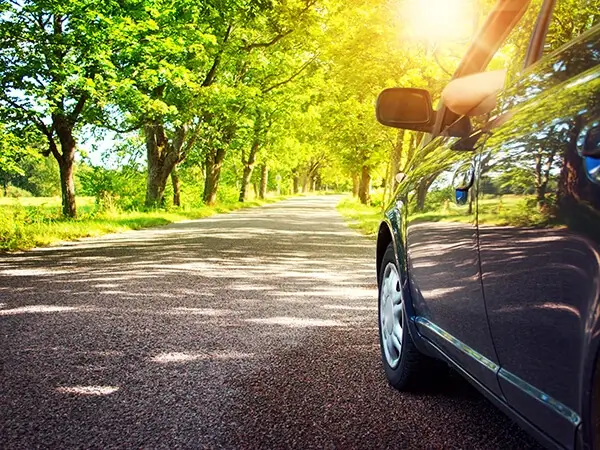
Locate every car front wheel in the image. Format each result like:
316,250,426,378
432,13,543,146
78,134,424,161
378,242,441,390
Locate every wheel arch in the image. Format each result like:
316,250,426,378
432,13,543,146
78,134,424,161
377,213,439,360
376,221,394,284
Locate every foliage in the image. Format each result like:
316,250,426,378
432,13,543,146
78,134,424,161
3,0,591,229
338,193,558,239
78,165,146,210
2,186,34,198
336,196,381,238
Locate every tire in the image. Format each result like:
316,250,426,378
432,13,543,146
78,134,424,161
378,242,440,391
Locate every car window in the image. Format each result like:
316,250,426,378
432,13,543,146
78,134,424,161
486,0,543,87
543,0,600,56
440,0,543,134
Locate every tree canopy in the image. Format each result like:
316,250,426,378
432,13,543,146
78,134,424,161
4,0,590,215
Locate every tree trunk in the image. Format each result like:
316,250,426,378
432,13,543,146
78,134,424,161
556,117,597,222
259,164,268,199
391,130,404,192
54,122,77,218
382,157,391,208
358,165,371,205
468,186,476,215
144,123,179,208
415,175,437,211
171,165,181,207
239,141,259,202
57,154,76,218
352,173,360,197
416,179,428,211
302,174,310,192
146,159,170,208
203,147,227,206
293,176,299,194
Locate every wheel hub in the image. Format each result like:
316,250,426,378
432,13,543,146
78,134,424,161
379,262,403,369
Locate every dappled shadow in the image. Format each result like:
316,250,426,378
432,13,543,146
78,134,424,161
407,220,498,368
0,196,379,448
0,196,542,447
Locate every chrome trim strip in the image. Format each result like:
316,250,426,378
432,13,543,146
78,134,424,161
498,369,581,426
414,316,581,426
415,316,499,372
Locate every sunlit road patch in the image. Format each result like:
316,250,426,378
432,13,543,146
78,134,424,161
0,196,540,449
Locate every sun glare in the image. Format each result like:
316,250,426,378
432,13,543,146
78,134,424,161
403,0,476,43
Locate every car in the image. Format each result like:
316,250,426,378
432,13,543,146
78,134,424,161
374,0,600,449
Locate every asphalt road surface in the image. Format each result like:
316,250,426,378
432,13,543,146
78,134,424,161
1,196,542,449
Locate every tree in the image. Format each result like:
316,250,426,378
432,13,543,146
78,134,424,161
103,0,321,207
0,1,116,217
0,126,40,195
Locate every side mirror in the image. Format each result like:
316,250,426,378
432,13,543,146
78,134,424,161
376,88,436,132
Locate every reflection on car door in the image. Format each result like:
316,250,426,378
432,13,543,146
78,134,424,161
405,135,503,396
478,29,600,448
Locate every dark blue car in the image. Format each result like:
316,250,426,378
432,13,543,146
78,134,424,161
375,0,600,448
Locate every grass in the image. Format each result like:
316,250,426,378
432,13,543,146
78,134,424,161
336,196,382,238
0,195,288,252
337,194,557,238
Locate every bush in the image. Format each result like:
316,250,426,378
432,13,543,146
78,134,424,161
78,165,145,211
423,186,453,211
3,185,34,198
217,183,241,204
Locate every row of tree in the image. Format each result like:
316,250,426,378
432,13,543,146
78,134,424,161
0,0,471,217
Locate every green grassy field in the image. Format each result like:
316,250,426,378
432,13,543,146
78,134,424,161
336,197,382,238
337,194,554,238
0,195,287,252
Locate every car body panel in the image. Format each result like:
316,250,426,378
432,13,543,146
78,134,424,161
396,134,505,397
376,3,600,448
478,28,600,448
411,318,563,450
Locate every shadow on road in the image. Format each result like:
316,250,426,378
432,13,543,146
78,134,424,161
227,325,542,450
0,197,542,448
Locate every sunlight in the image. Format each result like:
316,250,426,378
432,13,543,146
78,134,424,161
320,304,373,311
168,307,232,316
403,0,476,43
56,385,119,396
151,351,254,363
0,305,80,315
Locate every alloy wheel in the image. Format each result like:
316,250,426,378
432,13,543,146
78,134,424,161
380,262,404,369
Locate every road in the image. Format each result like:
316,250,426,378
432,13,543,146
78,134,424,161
0,196,541,449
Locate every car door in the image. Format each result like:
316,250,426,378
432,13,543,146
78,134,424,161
408,0,544,397
478,11,600,448
406,134,504,392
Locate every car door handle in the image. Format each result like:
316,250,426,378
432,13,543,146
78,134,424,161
577,121,600,184
453,165,474,191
